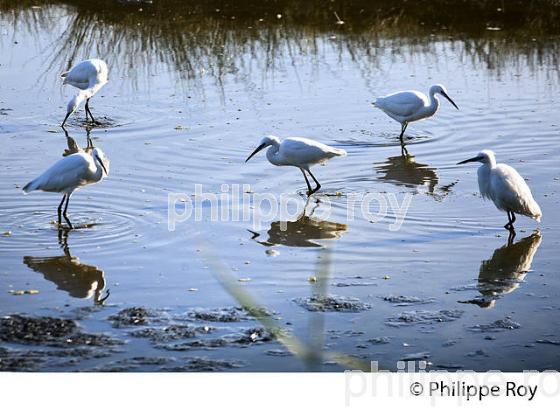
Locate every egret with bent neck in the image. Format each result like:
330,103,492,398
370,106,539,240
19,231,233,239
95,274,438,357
373,84,459,142
245,135,347,195
61,58,109,126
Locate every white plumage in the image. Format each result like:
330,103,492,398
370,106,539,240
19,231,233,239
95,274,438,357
23,148,109,229
245,136,347,195
373,84,459,140
458,149,541,230
61,59,109,126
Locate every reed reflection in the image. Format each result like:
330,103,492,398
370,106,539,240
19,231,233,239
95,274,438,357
23,229,110,305
3,0,560,89
249,199,347,248
467,231,542,308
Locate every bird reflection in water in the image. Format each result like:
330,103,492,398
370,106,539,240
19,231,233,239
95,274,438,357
62,126,94,157
374,147,456,200
23,229,110,305
248,198,347,248
462,231,542,308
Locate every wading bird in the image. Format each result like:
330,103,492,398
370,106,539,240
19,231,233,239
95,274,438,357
61,59,109,126
457,150,541,231
245,136,346,195
373,84,459,141
23,147,110,229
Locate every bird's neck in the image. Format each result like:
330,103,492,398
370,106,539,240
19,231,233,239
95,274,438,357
266,144,282,166
82,82,104,99
74,90,92,106
479,163,491,175
92,158,105,181
428,92,440,113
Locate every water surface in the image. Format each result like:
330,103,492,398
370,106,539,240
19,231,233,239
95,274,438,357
1,0,559,371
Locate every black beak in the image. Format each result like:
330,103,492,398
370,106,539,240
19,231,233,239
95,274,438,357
457,155,483,165
61,112,71,127
245,143,266,163
441,91,459,110
96,154,108,175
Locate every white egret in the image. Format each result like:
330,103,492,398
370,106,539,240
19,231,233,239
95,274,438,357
373,84,459,140
23,148,110,229
457,150,541,231
61,59,109,126
245,136,347,195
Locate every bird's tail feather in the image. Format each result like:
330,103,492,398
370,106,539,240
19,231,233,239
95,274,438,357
533,209,542,222
331,147,347,157
534,215,542,222
60,71,69,85
22,180,37,194
529,200,542,222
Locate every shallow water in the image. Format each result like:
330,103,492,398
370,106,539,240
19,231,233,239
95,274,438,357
1,0,560,371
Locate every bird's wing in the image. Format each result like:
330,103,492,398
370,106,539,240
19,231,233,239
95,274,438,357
376,91,427,117
280,138,344,165
88,61,108,89
28,153,92,192
65,61,94,85
491,164,541,217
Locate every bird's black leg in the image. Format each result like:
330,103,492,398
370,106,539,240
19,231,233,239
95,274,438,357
507,228,516,245
300,168,313,196
400,140,409,156
504,211,511,230
85,99,95,123
84,99,90,121
58,228,70,255
57,194,66,226
307,169,322,195
399,122,408,142
62,194,73,229
504,211,516,232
